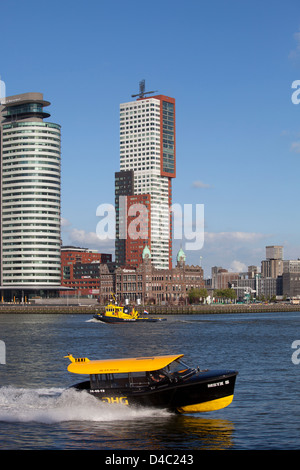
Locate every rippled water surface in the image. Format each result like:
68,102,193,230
0,311,299,450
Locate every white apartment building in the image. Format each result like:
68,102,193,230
0,92,61,297
118,88,176,270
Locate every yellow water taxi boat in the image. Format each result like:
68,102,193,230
65,353,238,413
93,294,165,323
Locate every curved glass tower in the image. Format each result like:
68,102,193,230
0,93,61,293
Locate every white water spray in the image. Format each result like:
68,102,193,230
0,386,171,424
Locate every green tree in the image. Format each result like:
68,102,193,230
188,287,208,304
213,288,237,301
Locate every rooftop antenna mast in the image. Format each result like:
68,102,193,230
131,79,157,99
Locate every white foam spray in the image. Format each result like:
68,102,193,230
0,386,171,424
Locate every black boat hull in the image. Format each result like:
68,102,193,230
77,369,237,413
93,314,162,323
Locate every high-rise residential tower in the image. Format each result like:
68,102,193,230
116,81,176,270
0,92,61,300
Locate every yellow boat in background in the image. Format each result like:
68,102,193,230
65,353,238,413
93,294,166,323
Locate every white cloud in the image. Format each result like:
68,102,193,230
290,141,300,153
289,31,300,61
229,260,247,272
61,217,115,253
69,228,101,245
61,217,71,227
183,231,270,277
204,231,268,243
68,228,115,251
192,180,211,189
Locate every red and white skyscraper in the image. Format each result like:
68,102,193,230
115,81,176,270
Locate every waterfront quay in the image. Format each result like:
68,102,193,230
0,302,299,315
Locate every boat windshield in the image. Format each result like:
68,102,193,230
164,359,195,379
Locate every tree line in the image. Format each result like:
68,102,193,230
188,287,237,304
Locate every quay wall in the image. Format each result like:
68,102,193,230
0,303,299,315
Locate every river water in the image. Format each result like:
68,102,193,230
0,311,299,451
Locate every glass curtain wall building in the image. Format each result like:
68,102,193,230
0,92,61,299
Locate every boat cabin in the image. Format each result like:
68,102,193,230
66,354,196,391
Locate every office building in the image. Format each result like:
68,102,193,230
0,92,61,300
116,81,176,270
211,266,239,290
60,246,112,298
266,245,283,260
283,260,300,273
115,169,134,266
282,259,300,298
261,245,283,278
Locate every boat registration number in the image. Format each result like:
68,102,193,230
207,380,229,388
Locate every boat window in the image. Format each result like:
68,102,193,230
90,374,104,389
113,373,129,387
90,373,118,389
128,371,149,387
165,359,195,378
148,369,169,385
90,373,133,389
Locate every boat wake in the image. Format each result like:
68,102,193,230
0,386,171,424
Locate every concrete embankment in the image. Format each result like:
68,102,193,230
143,304,300,314
0,303,299,315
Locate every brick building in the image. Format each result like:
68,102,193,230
60,246,112,298
99,246,204,305
211,267,239,290
125,194,151,268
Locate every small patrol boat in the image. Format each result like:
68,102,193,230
93,294,165,323
65,353,238,413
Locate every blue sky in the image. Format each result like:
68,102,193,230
2,0,300,276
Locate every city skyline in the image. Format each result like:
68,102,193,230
2,1,300,276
